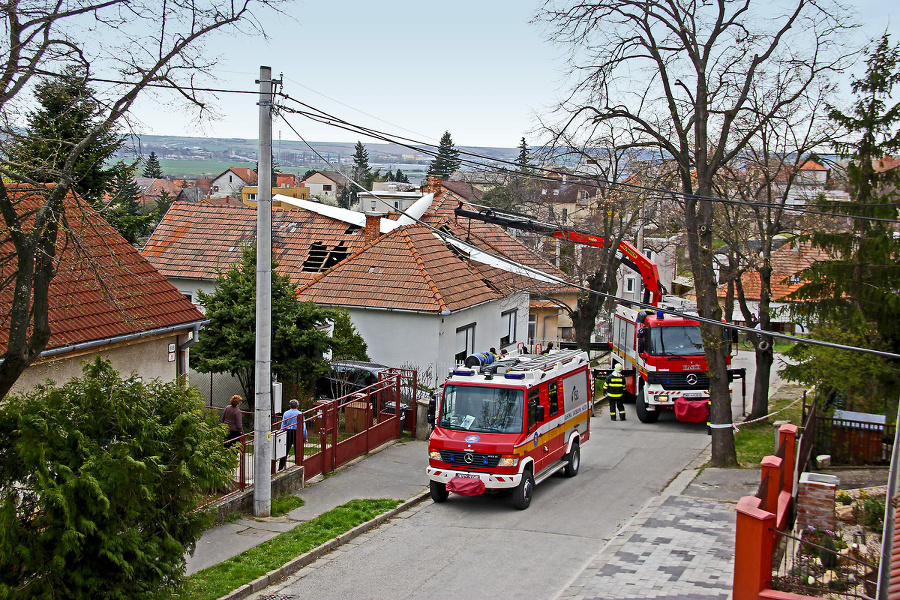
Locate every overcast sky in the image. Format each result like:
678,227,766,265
126,0,899,149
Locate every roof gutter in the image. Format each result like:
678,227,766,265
37,320,210,360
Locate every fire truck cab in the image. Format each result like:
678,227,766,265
427,348,592,509
611,304,734,423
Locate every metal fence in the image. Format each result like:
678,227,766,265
771,527,877,599
199,368,417,507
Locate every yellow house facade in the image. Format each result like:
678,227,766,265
241,186,310,208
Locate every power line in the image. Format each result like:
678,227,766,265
275,109,900,362
275,93,899,225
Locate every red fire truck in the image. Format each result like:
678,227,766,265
454,203,742,424
426,348,592,509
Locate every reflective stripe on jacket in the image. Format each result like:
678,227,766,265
605,375,626,397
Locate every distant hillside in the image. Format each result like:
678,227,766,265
119,134,519,178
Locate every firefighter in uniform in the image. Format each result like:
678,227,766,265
606,363,627,421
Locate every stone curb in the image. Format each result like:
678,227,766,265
216,489,431,600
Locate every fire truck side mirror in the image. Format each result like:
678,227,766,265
427,395,436,425
535,405,545,422
637,327,647,354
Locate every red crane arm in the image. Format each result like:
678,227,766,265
455,204,665,306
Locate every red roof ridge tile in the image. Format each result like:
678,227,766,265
402,228,449,313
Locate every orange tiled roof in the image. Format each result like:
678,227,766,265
876,156,900,173
143,193,575,309
143,201,374,288
0,185,206,354
296,225,509,312
426,189,577,295
799,160,827,171
716,241,832,301
230,168,258,185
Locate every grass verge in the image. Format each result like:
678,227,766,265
271,493,304,517
175,498,401,600
733,384,806,467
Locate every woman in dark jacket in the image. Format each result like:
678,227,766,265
222,395,244,447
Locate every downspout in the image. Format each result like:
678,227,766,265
178,322,204,378
543,311,564,344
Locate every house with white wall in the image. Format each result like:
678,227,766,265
142,189,573,387
299,170,348,203
210,167,257,198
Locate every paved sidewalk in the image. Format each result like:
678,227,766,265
185,439,429,575
555,445,737,600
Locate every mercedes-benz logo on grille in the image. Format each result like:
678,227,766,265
464,453,474,464
686,374,698,386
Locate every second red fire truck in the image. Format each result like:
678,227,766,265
455,203,741,424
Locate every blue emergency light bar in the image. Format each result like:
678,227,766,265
504,372,526,379
453,369,475,376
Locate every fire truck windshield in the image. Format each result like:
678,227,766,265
439,385,525,434
648,326,705,356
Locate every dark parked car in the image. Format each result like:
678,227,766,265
315,361,417,422
315,360,389,399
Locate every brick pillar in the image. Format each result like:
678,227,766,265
778,423,798,496
734,496,776,600
423,175,443,195
760,455,782,514
795,472,838,532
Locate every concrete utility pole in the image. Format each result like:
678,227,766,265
253,65,277,517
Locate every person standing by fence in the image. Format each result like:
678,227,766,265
282,399,305,466
222,395,244,447
606,364,627,422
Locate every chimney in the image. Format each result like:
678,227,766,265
364,212,382,243
424,175,443,195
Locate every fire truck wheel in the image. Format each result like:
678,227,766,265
564,441,580,477
513,469,534,510
430,480,449,503
635,382,659,423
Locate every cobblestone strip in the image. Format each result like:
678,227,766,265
562,495,735,600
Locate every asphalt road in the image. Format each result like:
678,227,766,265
251,348,778,600
256,414,714,600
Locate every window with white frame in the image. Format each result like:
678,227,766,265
625,276,637,293
500,310,517,347
455,323,476,363
246,193,257,201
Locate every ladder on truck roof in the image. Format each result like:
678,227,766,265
508,349,586,373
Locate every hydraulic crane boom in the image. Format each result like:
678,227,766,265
454,203,666,306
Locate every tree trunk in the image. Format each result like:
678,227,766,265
750,346,774,420
686,179,737,467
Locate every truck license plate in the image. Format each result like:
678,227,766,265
457,473,479,478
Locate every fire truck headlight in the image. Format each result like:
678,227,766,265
429,450,441,460
498,456,518,467
658,395,669,403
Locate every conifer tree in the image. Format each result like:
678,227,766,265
349,141,371,207
785,33,900,404
395,169,409,183
428,131,462,178
5,66,122,205
106,163,155,244
516,137,532,173
0,358,235,598
142,151,163,178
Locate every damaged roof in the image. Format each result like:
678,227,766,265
142,191,576,313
